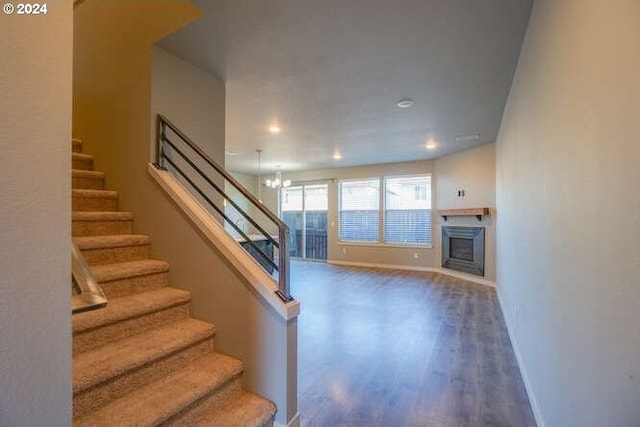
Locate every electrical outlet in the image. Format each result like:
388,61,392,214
342,248,347,255
413,253,419,259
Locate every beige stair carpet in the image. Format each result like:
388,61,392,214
71,138,276,427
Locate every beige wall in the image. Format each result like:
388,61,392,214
151,46,225,164
496,2,640,426
435,143,496,281
0,3,73,425
73,3,297,425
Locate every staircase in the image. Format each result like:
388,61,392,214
71,139,276,426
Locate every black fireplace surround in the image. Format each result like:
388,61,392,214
442,226,485,277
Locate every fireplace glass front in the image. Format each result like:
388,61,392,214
450,237,474,262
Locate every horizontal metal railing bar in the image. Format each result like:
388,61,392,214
160,134,279,251
161,153,278,272
158,114,286,229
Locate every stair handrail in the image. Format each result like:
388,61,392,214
154,114,293,302
72,242,107,314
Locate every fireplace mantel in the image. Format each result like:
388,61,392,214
439,208,490,222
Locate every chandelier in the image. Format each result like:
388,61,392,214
266,170,291,189
256,149,291,194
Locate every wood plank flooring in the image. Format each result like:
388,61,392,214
291,261,536,427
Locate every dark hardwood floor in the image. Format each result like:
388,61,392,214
291,260,536,427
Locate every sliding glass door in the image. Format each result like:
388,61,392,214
281,184,328,261
281,186,303,257
303,184,328,260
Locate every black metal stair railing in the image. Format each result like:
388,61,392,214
154,114,293,302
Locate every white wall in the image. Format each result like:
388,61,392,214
0,4,73,426
495,2,640,426
435,143,496,281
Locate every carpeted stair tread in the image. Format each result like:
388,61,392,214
75,353,243,427
72,211,133,221
193,391,277,427
72,169,104,179
72,152,93,161
90,259,169,283
73,287,191,334
74,234,150,250
72,189,118,199
73,318,215,394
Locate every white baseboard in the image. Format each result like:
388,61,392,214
327,260,495,287
495,289,545,427
274,412,300,427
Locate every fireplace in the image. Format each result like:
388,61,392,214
442,226,485,276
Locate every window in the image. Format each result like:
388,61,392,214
384,176,432,244
338,179,380,242
338,175,432,245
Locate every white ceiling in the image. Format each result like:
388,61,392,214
158,0,532,175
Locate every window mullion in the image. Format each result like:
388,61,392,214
379,177,384,243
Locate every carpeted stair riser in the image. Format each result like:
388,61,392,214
72,190,118,212
73,320,215,419
96,271,169,299
73,290,192,355
72,214,134,237
74,353,245,427
75,236,151,266
73,170,105,190
73,153,94,171
90,260,170,299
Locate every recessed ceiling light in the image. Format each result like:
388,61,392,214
425,142,437,150
269,125,281,134
333,152,343,160
397,98,414,109
456,134,480,142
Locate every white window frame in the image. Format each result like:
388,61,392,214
337,174,432,247
382,174,432,246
